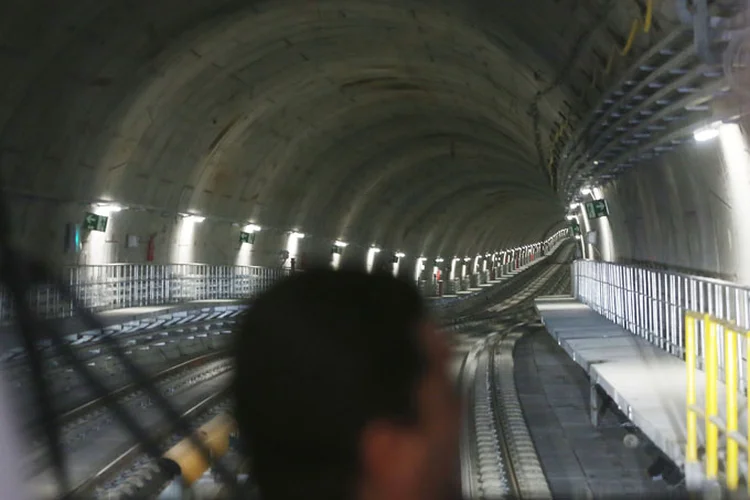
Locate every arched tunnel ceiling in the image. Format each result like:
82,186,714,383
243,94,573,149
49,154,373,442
0,0,678,259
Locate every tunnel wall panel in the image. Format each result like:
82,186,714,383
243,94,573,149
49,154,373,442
603,138,737,281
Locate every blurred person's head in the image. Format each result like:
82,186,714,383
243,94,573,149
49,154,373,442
233,268,460,500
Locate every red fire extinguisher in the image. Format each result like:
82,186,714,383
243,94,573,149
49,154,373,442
146,234,156,262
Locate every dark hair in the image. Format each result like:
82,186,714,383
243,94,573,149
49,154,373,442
233,268,428,500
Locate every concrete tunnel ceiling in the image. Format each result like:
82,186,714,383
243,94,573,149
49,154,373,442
0,0,676,263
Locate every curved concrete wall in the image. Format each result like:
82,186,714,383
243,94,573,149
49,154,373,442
595,119,750,284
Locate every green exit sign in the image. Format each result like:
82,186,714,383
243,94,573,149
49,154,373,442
571,221,581,235
585,199,609,219
239,231,256,244
83,212,108,232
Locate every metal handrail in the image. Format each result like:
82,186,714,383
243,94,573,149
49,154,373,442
685,312,749,493
0,264,291,324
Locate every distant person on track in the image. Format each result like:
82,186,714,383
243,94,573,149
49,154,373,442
233,268,461,500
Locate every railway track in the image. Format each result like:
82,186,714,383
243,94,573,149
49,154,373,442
456,249,572,499
24,243,574,499
25,353,234,499
84,391,234,500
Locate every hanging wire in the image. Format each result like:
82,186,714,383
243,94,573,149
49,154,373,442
0,186,243,498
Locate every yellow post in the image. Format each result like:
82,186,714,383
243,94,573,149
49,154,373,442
685,315,698,464
705,315,719,479
725,328,739,490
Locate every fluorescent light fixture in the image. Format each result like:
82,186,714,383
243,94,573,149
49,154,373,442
435,257,444,263
464,257,471,262
395,252,405,258
290,231,305,239
370,246,381,253
245,223,261,232
96,203,124,215
694,121,722,142
181,214,205,223
334,240,348,248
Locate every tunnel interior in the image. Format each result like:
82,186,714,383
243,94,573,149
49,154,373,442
2,0,719,278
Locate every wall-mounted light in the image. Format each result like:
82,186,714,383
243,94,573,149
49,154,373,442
566,215,577,220
95,203,124,216
435,257,444,263
245,223,262,232
334,240,348,248
694,121,723,142
569,202,579,210
593,160,599,165
370,246,381,253
580,187,592,196
463,257,471,262
395,252,406,258
180,214,205,223
290,231,305,239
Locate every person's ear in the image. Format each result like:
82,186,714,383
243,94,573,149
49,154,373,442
360,420,422,495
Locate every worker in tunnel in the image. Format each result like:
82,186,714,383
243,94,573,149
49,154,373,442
233,267,461,500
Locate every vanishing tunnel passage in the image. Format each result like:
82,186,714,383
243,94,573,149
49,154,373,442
3,0,750,499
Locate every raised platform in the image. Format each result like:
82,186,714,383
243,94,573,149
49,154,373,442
534,296,747,479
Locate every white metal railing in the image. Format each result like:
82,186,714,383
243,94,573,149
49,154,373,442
573,260,750,391
0,230,573,324
0,263,291,324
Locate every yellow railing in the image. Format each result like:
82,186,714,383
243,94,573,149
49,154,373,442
685,311,749,492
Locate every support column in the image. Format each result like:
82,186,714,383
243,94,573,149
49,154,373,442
589,379,602,428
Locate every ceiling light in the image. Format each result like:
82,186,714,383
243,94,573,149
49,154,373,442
580,187,592,196
395,252,405,258
334,240,348,248
694,121,722,142
245,223,261,232
290,231,305,239
435,257,444,263
593,160,599,165
569,202,579,210
370,246,381,253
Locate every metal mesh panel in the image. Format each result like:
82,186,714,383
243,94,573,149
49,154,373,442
572,260,750,390
0,263,290,324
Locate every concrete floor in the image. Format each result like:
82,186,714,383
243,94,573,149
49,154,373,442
514,327,685,499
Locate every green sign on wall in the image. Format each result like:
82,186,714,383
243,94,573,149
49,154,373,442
239,231,256,244
571,221,581,236
83,212,108,232
585,199,609,219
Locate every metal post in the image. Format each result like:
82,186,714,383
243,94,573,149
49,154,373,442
589,379,601,428
685,313,701,492
725,327,738,491
705,316,719,481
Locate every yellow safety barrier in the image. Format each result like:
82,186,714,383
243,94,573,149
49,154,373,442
162,413,238,486
685,312,749,493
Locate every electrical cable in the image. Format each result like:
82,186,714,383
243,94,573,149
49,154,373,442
0,186,243,498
